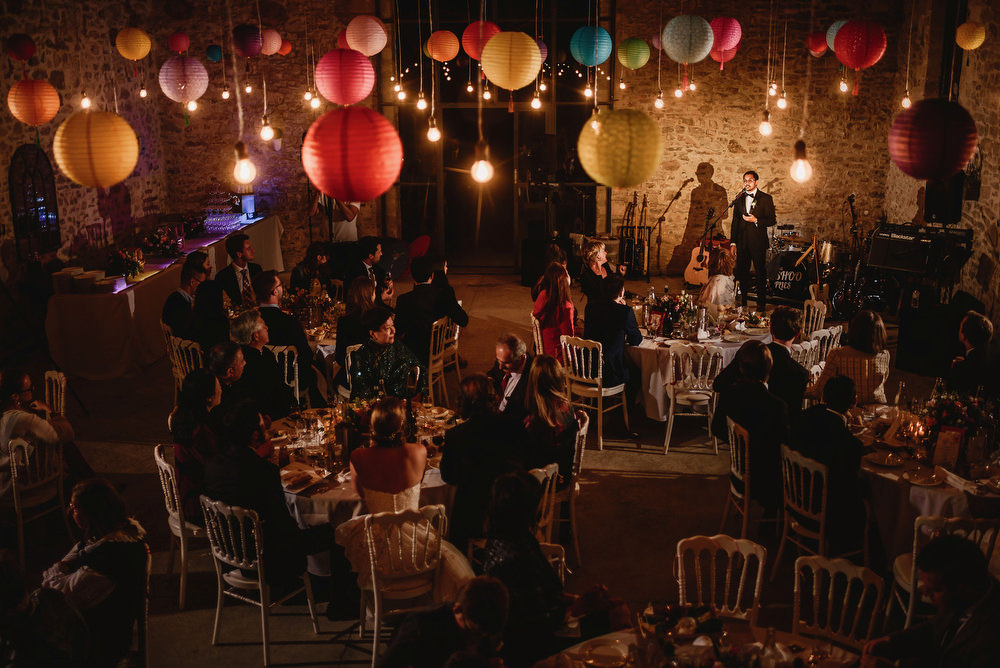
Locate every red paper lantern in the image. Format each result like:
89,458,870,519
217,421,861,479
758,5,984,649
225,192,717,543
834,20,886,94
168,31,190,54
6,34,36,61
428,30,460,62
158,56,209,103
806,31,827,56
888,99,977,181
709,43,739,70
302,107,403,201
7,79,60,126
462,21,500,60
315,49,375,105
233,24,263,58
337,31,350,49
278,39,293,56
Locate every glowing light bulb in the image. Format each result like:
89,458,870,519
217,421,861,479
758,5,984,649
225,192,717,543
310,96,321,109
589,111,601,132
260,116,274,141
245,83,253,94
471,159,494,183
394,83,401,92
901,92,912,109
139,86,148,98
654,91,664,109
789,139,813,183
776,94,788,109
426,119,441,142
483,89,491,100
390,76,396,82
222,87,231,100
618,78,626,90
416,92,428,110
539,81,547,92
674,87,683,98
397,90,407,101
186,100,198,111
688,81,696,92
80,92,91,109
584,84,593,98
759,110,773,137
531,93,542,109
233,141,256,184
304,90,312,100
466,82,474,93
839,79,849,93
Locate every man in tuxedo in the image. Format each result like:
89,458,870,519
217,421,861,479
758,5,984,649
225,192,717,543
394,257,469,364
344,236,385,288
230,308,294,419
252,270,319,404
161,264,205,340
486,334,533,424
216,233,262,308
731,170,777,310
206,341,249,412
583,275,642,391
949,310,997,398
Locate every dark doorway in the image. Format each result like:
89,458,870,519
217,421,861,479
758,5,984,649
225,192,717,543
8,144,60,260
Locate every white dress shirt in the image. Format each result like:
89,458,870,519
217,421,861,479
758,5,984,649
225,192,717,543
498,370,524,412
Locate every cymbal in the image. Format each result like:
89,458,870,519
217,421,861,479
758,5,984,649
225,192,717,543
777,235,810,244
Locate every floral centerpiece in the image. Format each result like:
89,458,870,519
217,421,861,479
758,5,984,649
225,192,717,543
182,211,206,238
106,248,144,279
919,393,996,476
140,225,183,257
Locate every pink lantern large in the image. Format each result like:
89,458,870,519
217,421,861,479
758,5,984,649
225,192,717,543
158,56,209,103
462,21,500,60
888,99,977,181
315,49,375,105
834,20,886,94
302,107,403,201
261,29,282,55
709,17,741,70
346,15,387,56
233,24,263,58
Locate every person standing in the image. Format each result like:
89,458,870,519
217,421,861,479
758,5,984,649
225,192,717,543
161,264,205,340
731,171,776,310
395,257,469,365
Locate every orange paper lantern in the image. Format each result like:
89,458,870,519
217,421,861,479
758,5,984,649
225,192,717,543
116,28,151,61
278,39,293,56
53,111,139,188
7,79,60,126
428,30,460,62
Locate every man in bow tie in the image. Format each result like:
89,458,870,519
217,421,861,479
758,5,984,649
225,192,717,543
731,170,777,310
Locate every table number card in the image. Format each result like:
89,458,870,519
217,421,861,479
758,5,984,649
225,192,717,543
933,427,964,469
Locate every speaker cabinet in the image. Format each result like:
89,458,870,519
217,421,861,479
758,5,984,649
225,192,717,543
924,173,964,225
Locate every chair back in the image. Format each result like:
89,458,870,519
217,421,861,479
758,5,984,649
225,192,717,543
675,534,766,624
560,336,604,387
265,344,300,403
364,505,446,599
44,370,67,417
910,516,1000,570
827,325,843,352
153,445,183,524
530,463,560,543
726,419,750,504
200,496,263,577
802,300,827,337
328,278,345,303
343,343,364,392
530,314,544,356
790,340,818,370
793,555,885,652
571,411,590,481
809,328,836,364
171,337,204,379
9,438,63,503
669,344,725,392
780,445,828,546
430,316,461,360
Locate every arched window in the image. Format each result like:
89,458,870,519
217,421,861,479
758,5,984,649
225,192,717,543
8,143,60,259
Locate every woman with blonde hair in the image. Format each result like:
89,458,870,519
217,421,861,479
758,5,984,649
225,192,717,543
523,355,579,483
697,247,736,313
578,239,626,304
532,263,575,362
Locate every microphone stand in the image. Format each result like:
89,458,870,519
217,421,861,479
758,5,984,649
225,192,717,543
654,179,693,275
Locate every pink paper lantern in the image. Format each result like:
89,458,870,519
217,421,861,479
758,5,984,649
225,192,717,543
168,31,190,54
233,24,262,58
462,21,500,60
807,31,828,57
315,48,375,105
302,106,403,201
888,99,977,181
709,42,740,70
158,56,209,103
536,37,548,62
261,29,282,55
834,20,886,93
650,32,662,51
346,15,387,56
710,17,741,53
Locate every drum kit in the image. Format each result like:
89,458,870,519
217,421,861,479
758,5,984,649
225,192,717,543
766,230,845,301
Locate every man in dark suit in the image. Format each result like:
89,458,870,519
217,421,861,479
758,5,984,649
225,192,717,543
583,275,642,389
161,264,205,339
230,308,294,419
394,257,469,364
949,310,997,398
206,341,250,413
731,170,777,310
486,333,533,424
215,233,263,308
344,236,385,288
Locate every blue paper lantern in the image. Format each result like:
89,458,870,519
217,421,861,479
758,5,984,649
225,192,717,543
826,20,848,52
206,44,222,62
662,15,714,65
570,26,612,66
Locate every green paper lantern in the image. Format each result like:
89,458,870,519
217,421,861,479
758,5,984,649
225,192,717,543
578,109,663,188
617,37,650,70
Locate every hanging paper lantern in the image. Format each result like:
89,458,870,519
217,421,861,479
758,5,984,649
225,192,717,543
826,20,848,52
422,39,432,59
710,18,741,52
807,31,828,57
7,79,60,126
346,15,387,57
578,109,664,188
168,32,190,54
650,33,662,51
834,20,887,94
315,48,375,105
206,44,223,62
428,30,460,62
278,39,293,56
481,31,542,92
6,34,36,61
115,28,151,61
53,111,139,189
570,26,612,66
662,15,714,65
956,21,986,51
336,31,350,49
233,24,263,57
158,56,209,103
617,38,650,70
710,42,740,69
888,99,977,181
261,29,282,55
302,106,403,201
462,21,501,61
536,38,547,62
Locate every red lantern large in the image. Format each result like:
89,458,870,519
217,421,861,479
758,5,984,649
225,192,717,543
337,31,350,49
888,99,977,181
709,17,741,70
462,21,500,60
233,24,263,58
7,79,60,126
315,49,375,105
709,43,739,69
807,31,827,56
834,20,886,94
302,107,403,201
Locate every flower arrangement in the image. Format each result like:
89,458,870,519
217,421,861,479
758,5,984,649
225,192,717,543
106,248,144,279
338,399,375,431
182,211,206,238
140,225,183,257
922,393,993,435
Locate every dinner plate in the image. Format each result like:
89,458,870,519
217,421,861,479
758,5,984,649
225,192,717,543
579,637,629,667
902,469,942,487
427,406,453,420
723,333,750,343
744,327,769,336
864,451,905,468
280,470,317,491
300,408,330,420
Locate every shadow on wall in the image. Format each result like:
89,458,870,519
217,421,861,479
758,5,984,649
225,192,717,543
664,162,729,275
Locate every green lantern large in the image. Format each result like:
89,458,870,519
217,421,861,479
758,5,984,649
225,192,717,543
617,37,650,70
578,109,663,188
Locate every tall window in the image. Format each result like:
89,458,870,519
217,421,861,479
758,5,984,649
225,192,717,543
8,144,60,259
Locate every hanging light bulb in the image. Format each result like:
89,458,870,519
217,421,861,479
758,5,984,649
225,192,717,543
776,93,788,109
394,83,402,93
688,79,697,92
618,76,626,90
483,88,492,100
260,115,274,141
901,91,912,109
80,91,91,109
768,82,778,96
397,89,407,100
531,92,542,109
539,81,547,92
426,117,441,142
139,86,148,98
674,87,683,98
758,110,773,136
789,139,813,183
222,86,231,100
390,75,396,82
416,92,428,110
233,141,256,184
839,78,849,93
584,83,593,98
470,140,494,183
654,91,664,109
187,100,198,111
310,96,321,109
589,108,601,132
466,82,474,93
304,90,313,101
245,83,253,94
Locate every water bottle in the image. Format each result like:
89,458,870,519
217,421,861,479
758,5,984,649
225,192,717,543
734,280,742,306
647,286,656,304
931,377,945,400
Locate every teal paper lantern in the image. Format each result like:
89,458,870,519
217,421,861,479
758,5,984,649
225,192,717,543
570,26,612,66
206,44,222,62
617,37,650,69
662,15,713,65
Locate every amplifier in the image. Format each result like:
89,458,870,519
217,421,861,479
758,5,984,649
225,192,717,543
867,224,973,276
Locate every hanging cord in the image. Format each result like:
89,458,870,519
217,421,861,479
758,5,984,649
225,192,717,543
255,0,267,116
417,0,424,95
225,0,245,138
394,0,404,87
534,0,540,94
780,21,787,95
904,0,915,91
656,6,662,92
429,0,436,116
800,0,815,139
764,0,774,109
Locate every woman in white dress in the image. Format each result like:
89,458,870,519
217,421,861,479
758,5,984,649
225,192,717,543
698,247,736,317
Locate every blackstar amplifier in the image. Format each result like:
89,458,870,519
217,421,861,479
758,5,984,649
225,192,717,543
867,225,932,273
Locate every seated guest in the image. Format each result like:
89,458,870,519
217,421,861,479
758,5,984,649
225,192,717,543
335,276,377,386
578,239,626,304
861,534,1000,668
183,249,212,278
807,309,889,405
41,479,147,667
711,341,789,519
486,333,534,424
189,279,231,353
289,241,332,296
950,310,997,397
207,342,250,413
792,375,866,554
583,274,642,389
230,309,294,419
532,263,575,362
395,257,469,365
441,375,527,551
697,247,736,313
350,307,426,400
531,243,568,301
344,236,386,289
523,355,580,484
252,270,320,405
215,232,262,309
168,369,222,524
161,263,205,339
376,576,509,668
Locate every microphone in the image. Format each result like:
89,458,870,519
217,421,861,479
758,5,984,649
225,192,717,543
847,193,856,203
681,177,694,187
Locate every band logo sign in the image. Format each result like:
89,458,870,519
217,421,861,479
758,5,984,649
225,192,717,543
774,267,803,293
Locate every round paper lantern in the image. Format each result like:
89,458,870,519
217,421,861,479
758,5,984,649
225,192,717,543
346,15,387,57
617,38,650,70
826,20,848,52
302,106,403,201
422,39,432,59
115,28,151,61
233,24,263,57
536,38,548,62
206,44,223,62
6,34,36,61
481,32,542,92
710,42,740,69
7,79,60,126
462,21,500,60
578,109,664,188
834,20,887,70
428,30,460,62
570,26,612,66
315,48,375,105
278,39,293,55
662,15,714,65
337,31,350,49
168,31,190,53
158,56,209,103
53,111,139,189
710,17,741,52
888,98,977,181
650,33,662,51
807,31,828,56
956,21,986,51
261,29,282,55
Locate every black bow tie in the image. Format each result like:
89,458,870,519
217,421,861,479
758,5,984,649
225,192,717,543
746,192,755,198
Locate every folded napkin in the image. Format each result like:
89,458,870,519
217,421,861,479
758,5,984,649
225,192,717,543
734,321,746,331
939,467,979,494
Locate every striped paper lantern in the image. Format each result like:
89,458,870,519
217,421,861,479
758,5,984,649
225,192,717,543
710,42,740,69
570,26,612,66
807,31,828,56
278,39,293,56
956,21,986,51
168,32,190,54
888,99,977,181
261,29,282,55
53,111,139,188
115,28,151,61
536,38,548,62
617,38,650,70
578,109,663,188
709,17,741,69
6,34,36,61
158,56,209,103
462,21,501,60
481,32,542,92
233,24,263,58
7,79,60,126
315,48,375,105
346,15,387,56
428,30,460,62
206,44,222,62
662,15,714,65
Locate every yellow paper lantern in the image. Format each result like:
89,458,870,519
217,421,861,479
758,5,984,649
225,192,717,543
116,28,151,61
956,21,986,51
53,111,139,189
577,109,663,188
481,32,542,92
7,79,60,126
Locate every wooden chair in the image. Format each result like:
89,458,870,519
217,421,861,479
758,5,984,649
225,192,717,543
264,344,301,406
675,534,767,625
161,322,183,403
199,496,319,667
428,317,462,407
552,411,589,565
530,313,544,356
560,335,629,451
169,337,203,387
529,463,560,545
4,438,72,567
802,299,827,337
338,343,364,400
363,505,446,666
720,418,751,539
153,445,206,610
663,344,725,454
328,278,344,302
794,555,885,653
43,370,66,417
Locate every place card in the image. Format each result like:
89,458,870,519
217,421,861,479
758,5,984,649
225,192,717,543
933,427,964,469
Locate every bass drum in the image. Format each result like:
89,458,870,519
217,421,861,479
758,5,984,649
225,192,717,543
767,250,817,301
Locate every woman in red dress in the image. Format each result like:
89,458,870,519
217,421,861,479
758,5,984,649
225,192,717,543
532,263,575,363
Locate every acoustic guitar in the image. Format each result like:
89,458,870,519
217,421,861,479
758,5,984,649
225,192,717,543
683,208,731,286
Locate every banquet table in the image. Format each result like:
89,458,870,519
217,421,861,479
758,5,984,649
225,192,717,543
45,214,284,380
